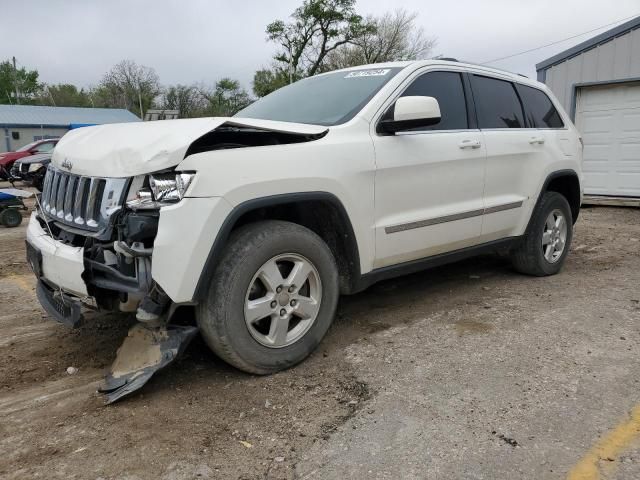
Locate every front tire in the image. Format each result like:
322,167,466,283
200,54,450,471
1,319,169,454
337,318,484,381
197,220,339,374
511,191,573,276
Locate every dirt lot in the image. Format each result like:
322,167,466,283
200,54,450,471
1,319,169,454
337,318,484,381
1,194,639,480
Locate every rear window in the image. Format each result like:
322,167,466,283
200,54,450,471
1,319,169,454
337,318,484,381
471,75,524,129
518,85,564,128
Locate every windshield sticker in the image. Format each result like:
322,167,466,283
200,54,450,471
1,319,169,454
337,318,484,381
345,69,391,78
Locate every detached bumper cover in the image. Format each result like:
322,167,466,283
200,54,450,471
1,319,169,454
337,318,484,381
99,323,199,404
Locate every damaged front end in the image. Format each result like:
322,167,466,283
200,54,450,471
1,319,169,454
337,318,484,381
30,118,329,403
34,166,199,404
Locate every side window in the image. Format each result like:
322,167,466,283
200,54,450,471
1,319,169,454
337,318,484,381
517,85,564,128
384,71,468,131
471,75,525,129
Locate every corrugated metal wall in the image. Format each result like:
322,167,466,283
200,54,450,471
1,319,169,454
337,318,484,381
2,127,68,152
543,27,640,113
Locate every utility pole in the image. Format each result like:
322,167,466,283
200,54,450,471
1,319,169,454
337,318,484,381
138,87,144,120
12,56,20,104
47,86,56,106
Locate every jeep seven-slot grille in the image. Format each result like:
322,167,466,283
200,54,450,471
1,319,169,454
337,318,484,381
40,167,127,232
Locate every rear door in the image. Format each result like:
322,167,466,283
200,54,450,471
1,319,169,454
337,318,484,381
372,70,486,268
470,74,552,241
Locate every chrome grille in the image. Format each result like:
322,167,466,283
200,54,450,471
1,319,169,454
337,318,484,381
40,166,128,233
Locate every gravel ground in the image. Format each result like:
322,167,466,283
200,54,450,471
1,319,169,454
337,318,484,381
0,193,639,479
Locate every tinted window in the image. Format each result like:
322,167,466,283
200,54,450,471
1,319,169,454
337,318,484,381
518,85,564,128
472,75,524,128
385,71,468,130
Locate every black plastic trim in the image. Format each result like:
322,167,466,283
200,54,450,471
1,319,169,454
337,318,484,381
355,237,520,292
192,192,361,302
527,169,581,231
84,258,144,294
36,280,83,328
461,72,479,129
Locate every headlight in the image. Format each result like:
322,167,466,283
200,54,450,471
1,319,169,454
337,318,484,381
149,172,195,202
28,162,44,173
126,171,195,209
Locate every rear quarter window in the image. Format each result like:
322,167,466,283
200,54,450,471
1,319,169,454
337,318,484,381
471,75,525,129
517,85,564,128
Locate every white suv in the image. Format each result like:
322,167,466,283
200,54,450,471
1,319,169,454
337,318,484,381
26,60,582,400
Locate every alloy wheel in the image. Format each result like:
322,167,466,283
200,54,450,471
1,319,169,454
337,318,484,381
244,253,322,348
541,209,567,263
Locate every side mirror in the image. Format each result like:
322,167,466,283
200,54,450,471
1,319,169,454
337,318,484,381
379,96,441,134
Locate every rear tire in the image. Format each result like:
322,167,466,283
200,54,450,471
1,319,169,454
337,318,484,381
0,208,23,228
511,191,573,276
197,220,339,374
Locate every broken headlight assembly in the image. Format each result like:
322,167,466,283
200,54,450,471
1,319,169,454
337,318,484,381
126,171,195,210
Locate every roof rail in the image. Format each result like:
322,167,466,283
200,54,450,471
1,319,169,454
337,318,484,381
438,57,459,62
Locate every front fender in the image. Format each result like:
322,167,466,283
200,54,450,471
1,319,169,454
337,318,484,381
151,196,232,303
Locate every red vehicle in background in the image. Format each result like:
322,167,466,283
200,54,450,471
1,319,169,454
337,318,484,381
0,139,58,179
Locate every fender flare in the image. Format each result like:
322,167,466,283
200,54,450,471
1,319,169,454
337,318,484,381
525,169,581,233
192,191,361,302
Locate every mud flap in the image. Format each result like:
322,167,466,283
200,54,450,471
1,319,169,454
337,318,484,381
99,323,199,404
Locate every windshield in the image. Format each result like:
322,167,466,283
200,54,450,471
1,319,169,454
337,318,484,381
16,141,39,152
236,67,403,126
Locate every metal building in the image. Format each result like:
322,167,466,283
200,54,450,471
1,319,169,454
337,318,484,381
0,105,140,153
536,16,640,198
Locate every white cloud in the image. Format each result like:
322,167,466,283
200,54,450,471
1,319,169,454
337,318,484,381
1,0,637,90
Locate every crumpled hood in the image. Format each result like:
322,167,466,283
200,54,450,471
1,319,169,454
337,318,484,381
51,117,328,178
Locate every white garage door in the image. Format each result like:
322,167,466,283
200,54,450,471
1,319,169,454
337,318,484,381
575,81,640,197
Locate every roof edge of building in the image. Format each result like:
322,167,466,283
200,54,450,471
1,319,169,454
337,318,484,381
536,15,640,72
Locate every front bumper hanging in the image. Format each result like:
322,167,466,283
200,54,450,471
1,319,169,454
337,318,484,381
99,323,199,404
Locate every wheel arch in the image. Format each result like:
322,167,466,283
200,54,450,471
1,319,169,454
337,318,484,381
531,170,581,229
192,192,362,301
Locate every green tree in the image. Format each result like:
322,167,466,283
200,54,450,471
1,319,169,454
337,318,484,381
252,68,290,97
324,9,436,70
200,78,252,116
157,84,205,118
95,60,161,117
37,83,92,107
0,59,40,104
263,0,375,85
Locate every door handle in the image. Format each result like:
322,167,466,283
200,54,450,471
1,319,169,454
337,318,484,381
459,139,482,149
529,136,545,145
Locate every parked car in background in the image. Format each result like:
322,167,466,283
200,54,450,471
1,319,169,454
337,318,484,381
10,153,52,191
0,138,58,179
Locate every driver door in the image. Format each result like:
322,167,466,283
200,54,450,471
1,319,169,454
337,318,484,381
372,70,486,268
